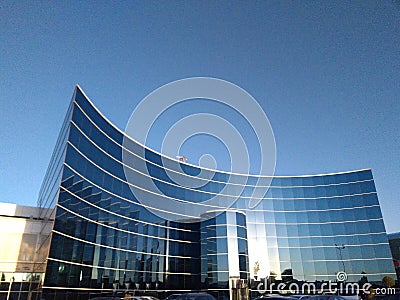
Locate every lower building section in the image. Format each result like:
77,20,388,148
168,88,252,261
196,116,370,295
388,232,400,282
0,203,53,300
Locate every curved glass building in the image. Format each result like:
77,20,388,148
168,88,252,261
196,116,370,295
37,86,396,300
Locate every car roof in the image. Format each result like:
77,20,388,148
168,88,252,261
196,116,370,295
256,296,298,300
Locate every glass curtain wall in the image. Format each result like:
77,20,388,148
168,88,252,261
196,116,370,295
37,86,396,300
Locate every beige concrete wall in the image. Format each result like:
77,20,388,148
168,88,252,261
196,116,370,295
0,202,54,282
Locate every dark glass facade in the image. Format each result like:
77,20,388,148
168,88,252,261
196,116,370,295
38,86,396,300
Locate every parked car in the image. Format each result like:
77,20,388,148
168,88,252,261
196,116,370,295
253,295,298,300
130,296,160,300
299,296,346,300
90,295,157,300
175,293,216,300
89,297,123,300
165,294,182,300
140,297,159,300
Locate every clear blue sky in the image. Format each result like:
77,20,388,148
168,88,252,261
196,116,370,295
1,1,399,232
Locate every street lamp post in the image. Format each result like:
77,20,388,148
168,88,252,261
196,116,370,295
6,276,14,300
335,244,346,274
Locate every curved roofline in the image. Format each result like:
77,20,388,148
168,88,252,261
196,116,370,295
74,84,372,178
